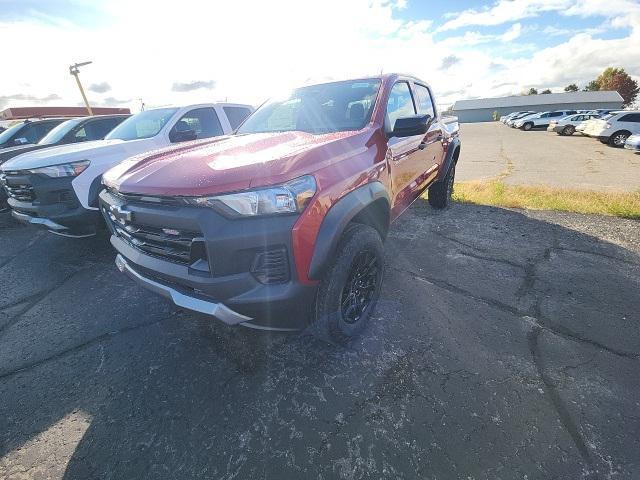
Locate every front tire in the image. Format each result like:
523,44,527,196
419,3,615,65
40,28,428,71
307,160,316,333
315,224,384,343
562,125,575,136
522,122,533,131
428,163,456,209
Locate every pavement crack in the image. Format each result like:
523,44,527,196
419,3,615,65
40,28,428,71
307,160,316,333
528,327,598,479
0,316,169,381
393,266,639,360
554,246,640,267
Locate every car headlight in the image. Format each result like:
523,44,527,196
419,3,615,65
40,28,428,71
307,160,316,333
29,160,90,178
186,175,317,217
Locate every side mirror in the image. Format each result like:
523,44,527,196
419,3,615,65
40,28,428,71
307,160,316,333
391,114,431,138
170,127,197,143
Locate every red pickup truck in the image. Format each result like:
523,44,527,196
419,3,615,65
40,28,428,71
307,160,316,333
99,74,460,341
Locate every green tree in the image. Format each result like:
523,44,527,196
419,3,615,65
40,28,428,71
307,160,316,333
527,87,538,95
583,80,600,91
564,84,578,92
540,89,552,94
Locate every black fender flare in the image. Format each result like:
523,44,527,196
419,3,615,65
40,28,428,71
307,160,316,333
308,181,390,280
440,136,461,180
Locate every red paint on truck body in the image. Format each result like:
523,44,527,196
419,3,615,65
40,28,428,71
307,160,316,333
105,74,458,285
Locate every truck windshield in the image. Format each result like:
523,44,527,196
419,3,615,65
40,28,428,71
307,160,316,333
237,79,381,135
105,108,178,141
0,122,25,144
38,118,83,145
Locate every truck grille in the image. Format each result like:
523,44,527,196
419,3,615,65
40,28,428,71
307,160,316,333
1,173,35,202
107,212,200,265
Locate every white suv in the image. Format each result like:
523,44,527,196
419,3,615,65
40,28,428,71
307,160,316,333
547,113,600,136
583,111,640,147
514,110,577,130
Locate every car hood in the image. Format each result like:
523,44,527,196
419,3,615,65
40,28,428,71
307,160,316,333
105,130,363,196
0,143,47,165
0,138,149,171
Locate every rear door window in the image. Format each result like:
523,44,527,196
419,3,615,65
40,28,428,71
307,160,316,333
223,106,252,130
386,81,416,131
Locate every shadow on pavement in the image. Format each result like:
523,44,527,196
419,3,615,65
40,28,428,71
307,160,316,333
0,202,638,479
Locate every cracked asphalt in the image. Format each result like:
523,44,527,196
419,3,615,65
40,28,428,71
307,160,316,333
0,201,639,479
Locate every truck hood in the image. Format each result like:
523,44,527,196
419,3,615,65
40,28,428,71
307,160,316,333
105,130,361,197
1,138,150,171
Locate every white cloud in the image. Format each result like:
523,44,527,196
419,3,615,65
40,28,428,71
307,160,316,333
0,0,638,112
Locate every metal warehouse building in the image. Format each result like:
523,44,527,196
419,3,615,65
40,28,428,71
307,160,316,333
452,90,624,123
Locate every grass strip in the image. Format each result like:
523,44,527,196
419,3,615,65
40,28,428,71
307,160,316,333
450,181,640,219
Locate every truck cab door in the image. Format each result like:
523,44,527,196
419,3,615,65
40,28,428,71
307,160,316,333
411,83,444,190
385,81,425,217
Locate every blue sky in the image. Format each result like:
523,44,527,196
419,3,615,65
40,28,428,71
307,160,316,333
0,0,638,110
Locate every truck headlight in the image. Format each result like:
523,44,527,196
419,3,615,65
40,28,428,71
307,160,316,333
29,160,90,178
186,175,316,217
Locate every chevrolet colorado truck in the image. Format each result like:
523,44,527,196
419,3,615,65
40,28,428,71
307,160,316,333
1,103,253,236
0,114,129,212
99,74,461,340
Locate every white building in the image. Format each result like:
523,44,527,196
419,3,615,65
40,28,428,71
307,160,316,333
452,90,624,123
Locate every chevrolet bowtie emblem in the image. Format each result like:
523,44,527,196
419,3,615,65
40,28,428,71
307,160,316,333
110,204,133,222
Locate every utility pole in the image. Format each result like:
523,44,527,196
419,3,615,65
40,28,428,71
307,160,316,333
69,61,93,115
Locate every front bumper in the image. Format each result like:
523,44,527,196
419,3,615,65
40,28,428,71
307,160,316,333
624,141,640,151
99,188,317,330
2,170,100,236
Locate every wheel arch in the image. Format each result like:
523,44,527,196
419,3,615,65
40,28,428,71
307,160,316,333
308,182,390,281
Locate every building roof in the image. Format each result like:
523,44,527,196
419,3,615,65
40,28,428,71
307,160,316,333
452,90,623,111
0,106,131,120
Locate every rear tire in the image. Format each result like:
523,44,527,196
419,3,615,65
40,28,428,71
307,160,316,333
315,224,384,343
428,163,456,209
609,131,630,148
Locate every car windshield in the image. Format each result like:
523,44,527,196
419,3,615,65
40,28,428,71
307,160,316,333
237,79,381,135
0,122,25,143
105,108,178,141
38,118,83,145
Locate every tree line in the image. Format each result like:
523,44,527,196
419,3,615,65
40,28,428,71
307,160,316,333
524,67,639,106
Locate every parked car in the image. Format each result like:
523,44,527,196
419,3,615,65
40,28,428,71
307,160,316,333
582,111,640,147
0,118,66,150
98,74,461,339
547,113,600,136
500,111,533,123
514,110,577,130
0,115,130,212
624,133,640,152
505,111,537,127
0,103,253,236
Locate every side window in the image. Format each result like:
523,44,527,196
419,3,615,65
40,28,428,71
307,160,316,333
84,118,122,140
413,84,435,118
386,81,416,132
540,113,549,118
223,107,252,130
73,127,88,141
619,113,640,122
550,112,563,117
171,107,224,142
16,124,41,144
